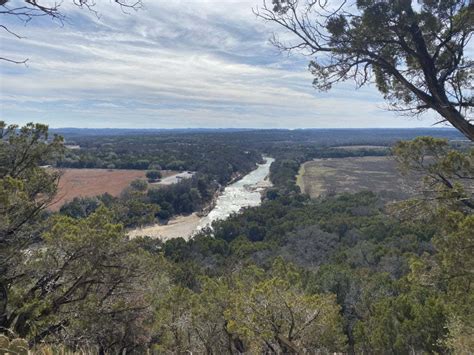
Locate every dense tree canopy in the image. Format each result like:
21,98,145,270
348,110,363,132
257,0,474,140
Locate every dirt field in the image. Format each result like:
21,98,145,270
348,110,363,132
49,169,177,211
296,156,419,201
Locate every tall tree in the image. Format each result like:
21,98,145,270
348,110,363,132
257,0,474,140
0,122,64,329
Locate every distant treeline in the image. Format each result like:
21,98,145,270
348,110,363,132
58,134,262,184
58,128,464,171
56,127,464,141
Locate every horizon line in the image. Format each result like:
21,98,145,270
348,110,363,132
50,126,457,130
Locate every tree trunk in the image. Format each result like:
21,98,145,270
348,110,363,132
438,106,474,142
404,11,474,142
276,335,300,354
0,281,7,330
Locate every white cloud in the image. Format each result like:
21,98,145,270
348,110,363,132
0,0,440,128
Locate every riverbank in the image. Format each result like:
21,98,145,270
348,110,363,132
128,157,274,240
128,213,201,241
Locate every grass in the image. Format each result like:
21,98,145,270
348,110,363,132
296,156,419,201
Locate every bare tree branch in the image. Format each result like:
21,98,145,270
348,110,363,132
0,0,142,63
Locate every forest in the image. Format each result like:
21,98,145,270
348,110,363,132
1,121,473,354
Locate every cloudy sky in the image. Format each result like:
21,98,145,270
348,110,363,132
0,0,442,128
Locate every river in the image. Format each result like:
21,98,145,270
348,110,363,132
128,157,275,240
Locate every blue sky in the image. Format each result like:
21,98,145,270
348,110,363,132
0,0,444,128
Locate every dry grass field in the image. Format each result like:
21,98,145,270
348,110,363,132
296,156,419,201
332,145,389,152
49,169,177,211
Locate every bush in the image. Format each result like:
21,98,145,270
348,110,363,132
131,179,148,191
146,170,162,182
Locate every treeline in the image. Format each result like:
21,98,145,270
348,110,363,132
57,127,464,147
267,158,302,196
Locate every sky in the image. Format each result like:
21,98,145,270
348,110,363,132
0,0,446,129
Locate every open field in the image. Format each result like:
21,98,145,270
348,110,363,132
332,145,389,151
49,169,177,211
296,156,419,200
